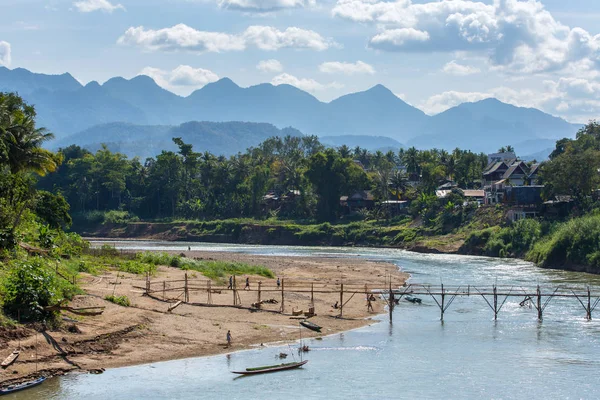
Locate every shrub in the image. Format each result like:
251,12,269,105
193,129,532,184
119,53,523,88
1,259,78,322
105,295,131,307
103,210,140,224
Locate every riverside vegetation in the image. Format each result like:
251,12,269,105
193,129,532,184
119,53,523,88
37,100,600,271
2,91,600,327
0,92,274,328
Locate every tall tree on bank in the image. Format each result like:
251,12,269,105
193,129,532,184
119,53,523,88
306,149,369,222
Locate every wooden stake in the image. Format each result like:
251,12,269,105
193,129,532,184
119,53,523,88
258,281,262,305
184,273,189,303
587,286,592,320
493,285,498,320
280,278,285,313
340,283,344,318
163,281,166,300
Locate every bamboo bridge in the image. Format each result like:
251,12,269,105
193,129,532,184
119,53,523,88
142,273,600,323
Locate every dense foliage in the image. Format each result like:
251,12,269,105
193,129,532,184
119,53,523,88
40,135,489,223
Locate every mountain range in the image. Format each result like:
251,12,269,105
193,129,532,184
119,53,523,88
0,66,580,156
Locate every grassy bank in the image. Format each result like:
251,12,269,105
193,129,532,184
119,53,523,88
0,244,273,327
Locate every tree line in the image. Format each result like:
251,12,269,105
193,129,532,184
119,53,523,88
38,134,491,223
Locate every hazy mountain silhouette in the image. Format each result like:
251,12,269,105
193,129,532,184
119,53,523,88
0,67,581,155
52,121,303,159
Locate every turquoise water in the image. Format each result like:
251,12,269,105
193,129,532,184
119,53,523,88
11,242,600,399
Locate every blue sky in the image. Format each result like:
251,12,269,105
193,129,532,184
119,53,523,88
1,0,600,122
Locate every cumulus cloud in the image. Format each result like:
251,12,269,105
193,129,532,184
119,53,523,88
73,0,125,13
319,60,375,75
0,42,11,67
139,65,219,95
442,60,481,76
218,0,315,12
332,0,600,74
118,24,334,53
257,59,283,73
271,73,343,92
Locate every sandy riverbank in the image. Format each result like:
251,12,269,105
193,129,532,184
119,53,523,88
0,251,407,385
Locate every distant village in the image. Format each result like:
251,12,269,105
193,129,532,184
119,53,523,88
262,150,570,222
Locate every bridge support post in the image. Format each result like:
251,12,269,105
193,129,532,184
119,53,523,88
440,284,445,322
537,285,543,321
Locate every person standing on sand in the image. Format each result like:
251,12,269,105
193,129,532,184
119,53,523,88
245,277,250,290
227,330,232,347
277,277,281,288
228,276,233,289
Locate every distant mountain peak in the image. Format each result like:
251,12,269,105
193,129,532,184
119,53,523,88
209,77,239,89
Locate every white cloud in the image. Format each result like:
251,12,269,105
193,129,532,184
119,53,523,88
218,0,315,12
271,73,343,92
442,60,481,76
420,91,492,115
139,65,219,95
118,24,333,53
319,60,375,75
0,41,11,67
73,0,125,13
332,0,600,75
257,59,283,73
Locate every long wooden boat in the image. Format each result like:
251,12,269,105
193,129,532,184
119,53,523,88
0,377,46,396
232,360,308,375
300,320,322,332
1,350,19,368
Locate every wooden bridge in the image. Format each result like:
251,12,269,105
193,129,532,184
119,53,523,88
142,274,600,323
386,283,600,322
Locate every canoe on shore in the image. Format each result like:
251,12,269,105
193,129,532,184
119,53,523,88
1,350,19,368
232,360,308,375
0,377,46,396
300,320,322,332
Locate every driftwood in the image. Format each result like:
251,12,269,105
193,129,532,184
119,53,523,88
167,301,183,312
45,303,105,316
1,350,19,368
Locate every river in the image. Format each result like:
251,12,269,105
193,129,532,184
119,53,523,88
10,241,600,399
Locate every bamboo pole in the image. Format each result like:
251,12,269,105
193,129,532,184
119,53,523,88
340,283,344,318
184,273,189,303
537,285,543,321
440,283,445,322
280,279,285,313
587,286,592,320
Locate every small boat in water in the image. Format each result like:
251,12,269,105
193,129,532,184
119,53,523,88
232,360,308,375
300,320,322,332
405,295,422,304
0,376,46,396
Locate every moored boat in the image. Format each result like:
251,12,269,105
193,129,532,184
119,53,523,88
232,360,308,375
405,295,422,304
0,377,46,396
300,320,322,332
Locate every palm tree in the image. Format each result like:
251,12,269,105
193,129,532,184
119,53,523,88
338,144,351,159
0,93,59,175
389,170,408,199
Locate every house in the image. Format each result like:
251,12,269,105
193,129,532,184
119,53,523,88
502,161,529,186
380,200,409,215
503,185,544,221
459,189,485,204
483,161,511,186
261,191,280,212
340,190,375,212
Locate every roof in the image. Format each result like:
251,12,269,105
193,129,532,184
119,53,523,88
483,161,508,176
461,189,484,198
437,182,457,190
502,162,528,179
349,190,374,201
381,200,408,204
529,163,540,175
